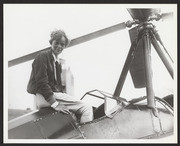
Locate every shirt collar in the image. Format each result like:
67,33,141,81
52,52,60,63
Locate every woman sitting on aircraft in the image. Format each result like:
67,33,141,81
27,29,93,123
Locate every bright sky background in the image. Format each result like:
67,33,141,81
4,4,177,110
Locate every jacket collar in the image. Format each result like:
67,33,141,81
52,52,60,63
48,49,60,63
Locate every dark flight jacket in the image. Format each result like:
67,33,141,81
27,48,63,103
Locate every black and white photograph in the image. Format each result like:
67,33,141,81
4,3,177,143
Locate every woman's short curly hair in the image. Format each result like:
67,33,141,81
49,29,70,47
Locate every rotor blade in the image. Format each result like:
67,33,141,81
8,47,50,68
8,22,126,67
160,12,173,21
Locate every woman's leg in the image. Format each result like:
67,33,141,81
34,93,51,109
35,92,93,123
54,92,93,123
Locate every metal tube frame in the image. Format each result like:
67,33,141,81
113,38,139,98
113,23,174,111
150,30,174,79
142,29,155,109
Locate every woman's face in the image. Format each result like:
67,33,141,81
51,36,66,56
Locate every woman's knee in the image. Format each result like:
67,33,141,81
79,103,93,115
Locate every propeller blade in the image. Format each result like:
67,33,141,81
8,22,126,67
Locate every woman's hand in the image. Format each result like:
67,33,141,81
54,103,71,114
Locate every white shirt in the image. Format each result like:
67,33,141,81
52,53,60,81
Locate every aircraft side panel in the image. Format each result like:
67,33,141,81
9,121,44,139
8,108,83,139
80,109,154,139
34,112,81,139
80,104,173,139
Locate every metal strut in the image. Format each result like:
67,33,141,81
113,38,139,97
150,30,174,79
113,22,174,118
141,29,155,109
